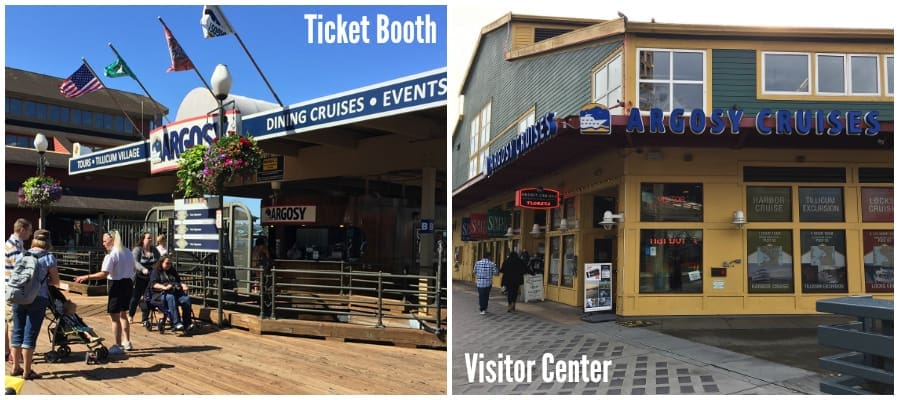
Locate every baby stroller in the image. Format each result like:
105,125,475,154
45,286,109,364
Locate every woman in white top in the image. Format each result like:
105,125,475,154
75,230,136,354
156,234,168,257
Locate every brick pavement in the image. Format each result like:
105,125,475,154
451,281,824,395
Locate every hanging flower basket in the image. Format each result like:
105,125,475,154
176,134,263,197
18,176,63,207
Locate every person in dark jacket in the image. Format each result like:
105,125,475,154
500,251,527,312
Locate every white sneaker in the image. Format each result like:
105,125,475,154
479,311,486,315
108,345,124,355
122,341,133,351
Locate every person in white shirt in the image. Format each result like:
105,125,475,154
75,230,137,354
156,234,169,257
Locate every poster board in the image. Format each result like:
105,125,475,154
585,263,612,312
523,274,544,302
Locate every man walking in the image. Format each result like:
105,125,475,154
5,219,33,362
473,251,498,315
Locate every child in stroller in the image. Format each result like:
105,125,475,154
46,286,109,364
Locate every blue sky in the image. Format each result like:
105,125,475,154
5,5,446,120
5,4,446,218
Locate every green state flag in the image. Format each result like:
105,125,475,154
104,57,134,79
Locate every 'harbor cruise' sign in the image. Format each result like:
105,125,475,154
624,107,881,136
486,112,558,177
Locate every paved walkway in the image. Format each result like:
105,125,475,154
451,281,825,395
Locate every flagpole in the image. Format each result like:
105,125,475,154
81,58,144,139
108,42,172,125
231,32,283,107
158,16,216,101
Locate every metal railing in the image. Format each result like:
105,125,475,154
170,255,446,335
817,296,894,395
54,251,105,285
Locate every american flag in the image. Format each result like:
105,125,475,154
58,64,104,98
164,25,194,72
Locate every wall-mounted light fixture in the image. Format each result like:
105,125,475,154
559,218,569,232
732,210,747,229
505,226,514,237
530,224,543,237
599,210,624,230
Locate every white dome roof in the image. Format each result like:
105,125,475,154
175,87,280,121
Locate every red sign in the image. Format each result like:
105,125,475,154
469,214,487,240
515,188,560,209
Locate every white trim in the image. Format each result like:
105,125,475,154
847,54,881,96
761,51,812,95
885,55,895,96
636,48,707,114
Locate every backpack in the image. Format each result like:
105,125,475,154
5,250,47,305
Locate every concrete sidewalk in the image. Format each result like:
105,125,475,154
451,281,827,395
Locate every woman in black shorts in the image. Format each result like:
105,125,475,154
75,230,138,354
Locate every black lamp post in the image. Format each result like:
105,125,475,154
211,64,232,329
33,132,49,229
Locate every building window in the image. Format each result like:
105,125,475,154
860,187,893,222
25,101,37,118
81,110,92,126
863,230,893,293
746,187,792,222
850,55,880,95
104,114,113,130
762,52,811,94
640,183,703,222
639,229,703,293
886,56,894,95
516,111,535,137
817,54,881,95
747,230,794,293
548,235,577,287
6,133,35,149
800,230,847,293
638,49,705,112
593,54,622,107
467,101,491,179
7,98,22,114
816,54,845,94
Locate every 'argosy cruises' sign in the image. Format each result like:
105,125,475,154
624,107,881,136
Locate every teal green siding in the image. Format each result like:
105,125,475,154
452,27,622,189
712,49,893,120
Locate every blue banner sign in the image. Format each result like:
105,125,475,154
625,107,881,136
68,141,148,175
485,112,557,177
241,68,447,139
173,198,219,253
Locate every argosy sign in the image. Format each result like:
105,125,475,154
149,110,240,174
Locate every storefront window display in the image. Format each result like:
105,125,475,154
799,187,844,222
747,230,794,293
640,183,703,222
860,187,893,222
562,234,576,288
800,230,847,293
863,230,893,293
746,187,792,222
639,229,703,293
548,236,560,285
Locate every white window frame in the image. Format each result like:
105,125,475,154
593,53,623,108
636,48,707,113
467,101,492,179
885,55,894,96
847,54,880,96
761,51,812,95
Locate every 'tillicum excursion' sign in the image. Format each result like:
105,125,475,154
624,107,881,136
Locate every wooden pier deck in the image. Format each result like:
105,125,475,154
9,293,446,395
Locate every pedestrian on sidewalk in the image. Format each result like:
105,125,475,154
5,218,32,364
75,230,136,354
501,251,526,312
473,251,498,315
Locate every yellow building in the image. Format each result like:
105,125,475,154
451,14,893,316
